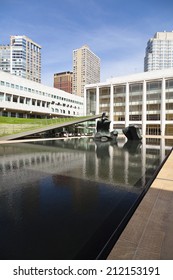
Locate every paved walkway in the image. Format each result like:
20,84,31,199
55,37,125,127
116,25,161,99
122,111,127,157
107,150,173,260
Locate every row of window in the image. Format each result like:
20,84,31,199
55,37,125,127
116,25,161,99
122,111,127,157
114,113,173,121
0,95,81,119
0,91,82,111
88,80,173,94
0,80,83,106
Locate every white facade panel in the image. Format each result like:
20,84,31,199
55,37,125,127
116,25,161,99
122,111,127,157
85,69,173,136
0,71,84,118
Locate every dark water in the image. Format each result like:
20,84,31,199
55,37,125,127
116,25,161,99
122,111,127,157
0,137,172,259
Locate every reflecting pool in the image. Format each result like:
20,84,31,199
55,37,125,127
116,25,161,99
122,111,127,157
0,137,172,259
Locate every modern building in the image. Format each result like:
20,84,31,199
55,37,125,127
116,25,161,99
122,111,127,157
144,31,173,72
85,69,173,137
73,45,100,97
0,35,41,83
54,71,73,93
0,45,10,73
0,70,83,119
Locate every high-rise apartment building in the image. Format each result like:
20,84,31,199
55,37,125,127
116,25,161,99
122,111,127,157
54,71,73,93
73,45,100,96
144,31,173,72
0,45,10,73
0,35,41,83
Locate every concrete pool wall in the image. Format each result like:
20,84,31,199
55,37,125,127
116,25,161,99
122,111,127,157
107,149,173,260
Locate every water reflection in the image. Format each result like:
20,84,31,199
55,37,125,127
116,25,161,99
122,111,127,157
0,137,172,259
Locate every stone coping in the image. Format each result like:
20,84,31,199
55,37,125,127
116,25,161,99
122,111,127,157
107,150,173,260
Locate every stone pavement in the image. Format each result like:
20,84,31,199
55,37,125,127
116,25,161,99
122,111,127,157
107,150,173,260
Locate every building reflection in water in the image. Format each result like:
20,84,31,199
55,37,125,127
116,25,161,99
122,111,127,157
0,137,172,259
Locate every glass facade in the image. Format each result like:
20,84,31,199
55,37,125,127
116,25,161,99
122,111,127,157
85,70,173,136
11,37,27,79
86,88,96,115
146,81,161,121
0,46,10,73
99,87,110,117
129,83,143,121
0,35,41,83
113,85,125,121
166,79,173,120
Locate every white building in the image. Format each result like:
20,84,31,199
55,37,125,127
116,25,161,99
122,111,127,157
0,70,84,119
0,35,41,83
144,31,173,72
84,69,173,137
73,45,100,97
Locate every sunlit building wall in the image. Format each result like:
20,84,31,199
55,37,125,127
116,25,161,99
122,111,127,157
0,35,41,83
0,70,83,118
73,45,100,97
54,71,73,93
85,69,173,136
0,45,11,73
144,31,173,72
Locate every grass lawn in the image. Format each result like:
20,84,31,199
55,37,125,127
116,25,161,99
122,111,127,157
0,116,84,137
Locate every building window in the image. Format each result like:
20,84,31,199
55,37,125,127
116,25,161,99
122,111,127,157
20,97,25,104
86,88,96,115
13,95,18,102
5,94,11,101
32,99,36,106
0,92,4,101
37,100,41,106
26,98,31,105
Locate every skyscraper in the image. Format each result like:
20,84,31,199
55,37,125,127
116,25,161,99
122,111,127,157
0,45,10,73
72,45,100,96
144,31,173,72
54,71,73,93
0,35,41,83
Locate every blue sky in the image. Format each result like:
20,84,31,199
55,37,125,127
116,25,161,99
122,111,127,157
0,0,173,86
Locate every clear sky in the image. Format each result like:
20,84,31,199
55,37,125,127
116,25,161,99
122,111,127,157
1,0,173,86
